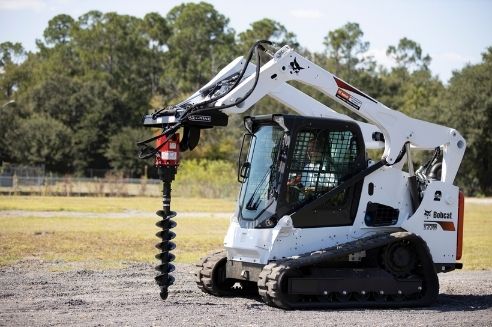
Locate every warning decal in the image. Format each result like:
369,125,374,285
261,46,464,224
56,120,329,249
333,76,377,106
336,88,362,110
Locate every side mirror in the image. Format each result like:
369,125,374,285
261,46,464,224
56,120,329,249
237,133,254,183
238,162,251,183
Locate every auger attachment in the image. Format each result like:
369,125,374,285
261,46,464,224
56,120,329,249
153,133,180,300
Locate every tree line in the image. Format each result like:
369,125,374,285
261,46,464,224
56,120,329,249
0,2,490,195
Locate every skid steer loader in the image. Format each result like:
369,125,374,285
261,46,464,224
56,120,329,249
138,41,466,309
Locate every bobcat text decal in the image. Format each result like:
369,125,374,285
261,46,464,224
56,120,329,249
423,210,455,231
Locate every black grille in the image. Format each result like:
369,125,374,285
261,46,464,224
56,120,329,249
364,202,399,226
286,129,358,207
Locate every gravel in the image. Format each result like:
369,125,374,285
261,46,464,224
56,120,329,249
1,260,491,327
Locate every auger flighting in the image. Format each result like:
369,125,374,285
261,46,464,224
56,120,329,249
153,133,179,300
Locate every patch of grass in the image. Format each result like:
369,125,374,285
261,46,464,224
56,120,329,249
0,200,490,271
0,196,235,213
461,203,492,269
0,215,229,268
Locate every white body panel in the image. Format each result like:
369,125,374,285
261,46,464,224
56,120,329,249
401,182,459,265
225,168,460,266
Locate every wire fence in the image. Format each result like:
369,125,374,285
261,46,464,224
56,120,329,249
0,175,161,197
0,162,240,198
0,174,239,198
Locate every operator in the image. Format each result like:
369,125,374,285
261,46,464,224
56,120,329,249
287,136,336,193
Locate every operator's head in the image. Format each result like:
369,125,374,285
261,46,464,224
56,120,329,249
307,137,321,161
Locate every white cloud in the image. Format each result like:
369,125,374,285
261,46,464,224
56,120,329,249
0,0,46,11
289,9,324,19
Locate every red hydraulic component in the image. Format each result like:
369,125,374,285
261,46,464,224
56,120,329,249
457,191,465,260
155,133,180,167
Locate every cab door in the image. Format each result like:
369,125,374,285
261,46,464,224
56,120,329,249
278,118,366,228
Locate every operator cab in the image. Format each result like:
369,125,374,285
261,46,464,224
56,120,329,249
237,114,366,229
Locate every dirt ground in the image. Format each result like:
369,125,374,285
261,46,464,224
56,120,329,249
1,260,491,327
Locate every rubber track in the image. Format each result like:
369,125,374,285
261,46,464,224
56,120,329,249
257,232,439,309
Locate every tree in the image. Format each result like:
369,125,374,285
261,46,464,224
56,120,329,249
2,10,173,174
1,5,488,196
141,12,170,47
380,39,437,114
5,114,72,171
105,127,152,177
25,75,82,126
387,37,431,71
399,70,444,119
323,22,370,77
0,42,26,98
238,18,298,52
0,42,25,67
74,11,152,103
69,79,121,173
165,2,236,94
438,47,492,195
0,101,25,163
43,14,75,45
141,12,171,97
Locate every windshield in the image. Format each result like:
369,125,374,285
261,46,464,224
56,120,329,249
239,125,283,220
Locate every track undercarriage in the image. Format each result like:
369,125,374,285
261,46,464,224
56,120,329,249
196,232,440,309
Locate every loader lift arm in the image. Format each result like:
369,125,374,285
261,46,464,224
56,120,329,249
141,42,465,183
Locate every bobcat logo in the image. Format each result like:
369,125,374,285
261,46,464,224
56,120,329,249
424,210,432,217
290,58,304,73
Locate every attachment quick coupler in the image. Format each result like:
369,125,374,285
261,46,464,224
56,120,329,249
155,180,177,300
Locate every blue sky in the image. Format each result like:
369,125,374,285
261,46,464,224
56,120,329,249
0,0,491,82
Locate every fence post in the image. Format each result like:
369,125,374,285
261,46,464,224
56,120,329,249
12,173,18,195
140,167,148,196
